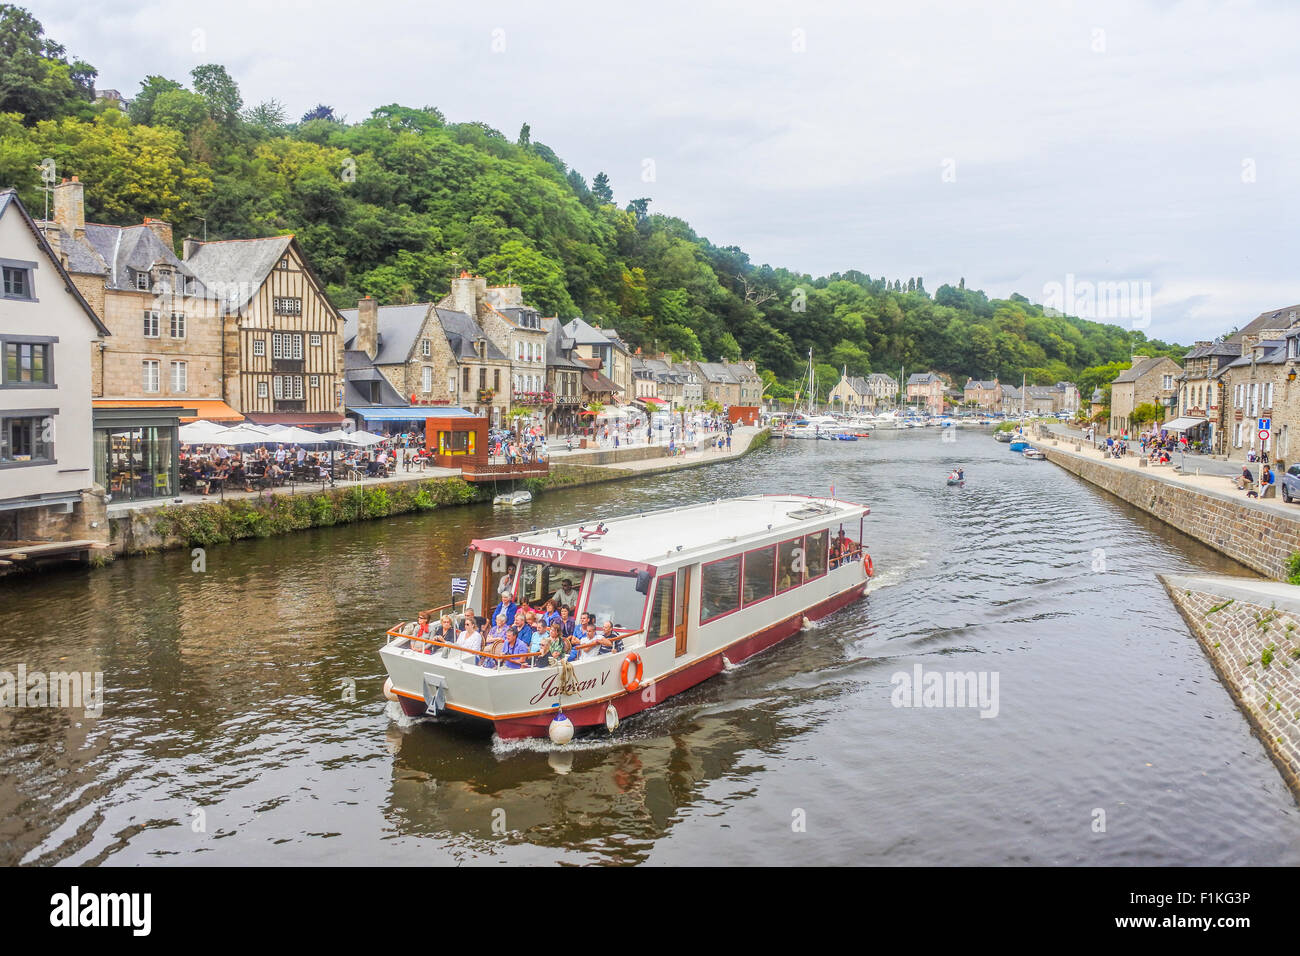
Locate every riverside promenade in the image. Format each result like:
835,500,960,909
1031,423,1300,580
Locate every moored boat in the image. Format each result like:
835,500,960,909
379,495,873,739
1022,447,1046,460
493,490,534,506
1009,440,1030,452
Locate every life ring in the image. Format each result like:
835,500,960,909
621,653,644,692
863,554,874,578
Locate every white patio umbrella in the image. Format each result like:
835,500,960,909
315,429,353,443
270,425,327,445
179,420,231,444
340,429,384,447
214,424,277,446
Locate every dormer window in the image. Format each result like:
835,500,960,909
136,271,149,291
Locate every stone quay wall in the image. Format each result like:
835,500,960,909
1034,437,1300,581
1162,574,1300,800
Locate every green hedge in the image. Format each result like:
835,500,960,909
151,477,483,547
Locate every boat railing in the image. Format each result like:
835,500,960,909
829,544,864,570
385,624,646,671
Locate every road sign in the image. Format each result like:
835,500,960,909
1259,429,1271,442
1259,418,1271,431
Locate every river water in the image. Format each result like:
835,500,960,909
2,428,1298,866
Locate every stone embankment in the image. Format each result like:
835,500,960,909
1031,426,1300,581
1162,573,1300,799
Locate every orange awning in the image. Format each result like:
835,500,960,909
93,400,244,423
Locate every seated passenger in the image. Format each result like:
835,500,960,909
551,578,580,609
501,626,530,669
557,605,575,637
481,625,506,668
576,622,603,660
436,614,456,645
491,594,518,626
455,619,484,664
597,619,624,654
410,611,434,654
488,613,510,644
542,600,560,629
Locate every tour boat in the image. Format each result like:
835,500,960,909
379,494,873,739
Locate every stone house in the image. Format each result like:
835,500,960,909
906,372,945,414
1023,385,1058,415
543,317,585,434
0,189,110,539
963,378,1000,409
999,383,1022,415
864,373,897,409
1216,330,1300,464
563,318,626,403
1053,382,1081,414
475,280,550,403
828,373,870,413
724,360,763,406
1108,354,1181,435
693,362,741,407
185,234,347,427
1176,340,1241,453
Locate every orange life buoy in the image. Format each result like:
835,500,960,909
621,653,644,692
863,554,874,578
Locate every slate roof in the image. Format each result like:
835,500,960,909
563,317,614,347
184,235,294,310
1227,304,1300,343
1024,386,1057,399
907,372,942,386
342,349,409,407
1090,388,1104,402
341,303,432,366
1184,341,1243,360
965,379,998,390
543,317,587,370
1112,356,1176,383
436,307,508,361
1222,339,1288,370
724,361,761,382
39,218,204,296
1,189,109,335
865,373,897,387
696,362,738,384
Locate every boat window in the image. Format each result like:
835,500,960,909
700,555,741,623
517,561,583,611
777,537,803,592
647,575,675,644
805,530,828,579
742,545,776,606
584,572,646,631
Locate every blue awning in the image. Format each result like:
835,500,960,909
348,405,475,421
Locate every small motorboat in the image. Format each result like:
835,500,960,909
1022,447,1046,460
994,432,1013,443
1008,440,1030,452
493,490,533,506
946,473,965,486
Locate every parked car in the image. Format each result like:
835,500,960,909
1281,464,1300,503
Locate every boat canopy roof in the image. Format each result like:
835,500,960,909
470,494,869,572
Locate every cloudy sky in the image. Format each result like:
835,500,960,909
35,0,1300,343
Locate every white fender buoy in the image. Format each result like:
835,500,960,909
801,616,813,631
721,655,733,669
605,703,620,732
549,707,575,745
382,677,398,702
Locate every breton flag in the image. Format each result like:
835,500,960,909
451,577,468,595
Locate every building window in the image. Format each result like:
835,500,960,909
253,338,265,357
273,297,302,316
273,376,282,400
170,312,186,338
309,374,320,388
2,341,52,386
479,367,487,390
422,367,433,393
309,333,321,347
272,333,304,360
1,414,53,464
142,360,160,393
494,369,500,391
136,272,150,291
422,339,431,358
170,361,187,393
257,381,268,399
143,310,160,338
2,265,33,299
462,367,470,392
279,257,290,270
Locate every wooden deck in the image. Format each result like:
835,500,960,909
0,539,110,567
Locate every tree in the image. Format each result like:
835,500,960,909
1131,402,1163,425
517,122,530,147
128,75,183,125
0,5,96,122
150,89,208,133
626,197,651,221
190,64,242,127
591,171,613,203
300,104,336,123
244,99,287,135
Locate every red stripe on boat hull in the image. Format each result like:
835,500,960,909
491,580,867,738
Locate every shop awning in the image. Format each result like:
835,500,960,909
349,405,474,421
1162,417,1209,432
93,399,240,421
244,412,347,427
92,401,197,427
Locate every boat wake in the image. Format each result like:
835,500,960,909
865,555,927,593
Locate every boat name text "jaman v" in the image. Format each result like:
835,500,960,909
529,670,610,705
517,545,569,561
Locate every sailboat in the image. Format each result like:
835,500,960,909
780,350,834,439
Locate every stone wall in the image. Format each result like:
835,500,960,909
1162,574,1300,799
1037,439,1300,580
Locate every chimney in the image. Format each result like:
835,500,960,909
356,296,379,360
449,272,480,318
52,176,85,238
1130,354,1147,368
143,218,174,250
183,236,202,260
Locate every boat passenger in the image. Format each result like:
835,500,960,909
488,614,510,643
497,562,517,597
455,620,484,664
542,600,560,628
410,611,435,654
557,605,575,637
491,594,518,627
436,615,457,645
481,626,506,668
597,620,624,654
551,579,580,608
501,627,530,669
956,468,964,481
577,623,603,660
